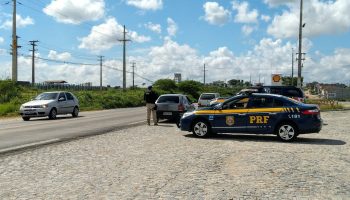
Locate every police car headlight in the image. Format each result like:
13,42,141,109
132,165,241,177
182,112,194,119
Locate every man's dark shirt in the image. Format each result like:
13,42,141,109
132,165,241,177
144,90,158,104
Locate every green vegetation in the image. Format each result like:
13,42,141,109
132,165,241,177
0,80,146,117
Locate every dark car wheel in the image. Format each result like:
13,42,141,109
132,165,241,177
48,108,57,120
72,107,79,118
276,123,298,142
192,120,211,137
22,117,30,121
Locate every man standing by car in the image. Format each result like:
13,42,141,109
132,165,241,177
144,86,158,125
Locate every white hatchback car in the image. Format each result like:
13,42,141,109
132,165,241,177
198,93,220,107
19,91,79,121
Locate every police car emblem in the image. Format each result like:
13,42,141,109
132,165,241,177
226,116,234,126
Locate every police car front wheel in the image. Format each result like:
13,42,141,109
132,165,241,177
276,123,298,142
192,120,211,137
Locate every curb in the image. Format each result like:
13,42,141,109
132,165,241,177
0,120,146,155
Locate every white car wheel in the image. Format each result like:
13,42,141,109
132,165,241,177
277,123,297,142
192,120,211,137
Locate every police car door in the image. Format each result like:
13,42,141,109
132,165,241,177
246,96,278,134
212,96,248,133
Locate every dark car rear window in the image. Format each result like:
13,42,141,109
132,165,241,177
157,96,179,103
200,94,216,100
283,89,304,98
264,87,304,98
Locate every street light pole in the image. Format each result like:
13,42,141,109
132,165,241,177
297,0,303,88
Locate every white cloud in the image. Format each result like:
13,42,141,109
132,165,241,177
261,15,271,22
48,50,72,61
167,18,178,37
0,14,34,29
43,0,105,24
267,0,350,38
5,37,349,86
126,0,163,10
144,22,161,34
306,48,350,83
0,37,4,44
0,48,6,56
232,0,259,23
241,25,256,36
203,2,231,26
79,18,150,52
263,0,295,7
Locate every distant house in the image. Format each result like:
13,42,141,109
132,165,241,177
317,84,350,99
44,80,67,85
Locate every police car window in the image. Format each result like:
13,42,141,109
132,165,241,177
224,97,248,109
273,99,284,107
248,97,274,108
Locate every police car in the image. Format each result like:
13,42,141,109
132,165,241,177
180,93,322,142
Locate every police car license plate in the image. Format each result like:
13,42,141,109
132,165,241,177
163,112,172,116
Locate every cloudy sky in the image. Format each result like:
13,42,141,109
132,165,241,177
0,0,349,87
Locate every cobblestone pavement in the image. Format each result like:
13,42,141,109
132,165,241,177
0,111,349,199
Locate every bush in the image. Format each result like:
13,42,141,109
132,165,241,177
0,80,21,103
153,79,177,92
178,80,202,99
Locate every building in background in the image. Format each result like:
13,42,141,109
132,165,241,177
316,84,350,99
174,73,182,83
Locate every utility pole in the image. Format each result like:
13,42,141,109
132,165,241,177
29,40,38,85
118,25,131,91
297,0,303,88
11,0,18,82
292,48,294,86
131,62,136,89
203,63,207,85
99,56,104,90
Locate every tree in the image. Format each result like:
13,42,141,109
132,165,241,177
282,77,302,86
178,80,203,99
153,79,177,92
228,79,244,86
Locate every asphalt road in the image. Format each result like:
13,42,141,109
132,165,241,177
0,107,146,153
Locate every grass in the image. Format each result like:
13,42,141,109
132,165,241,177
306,99,344,111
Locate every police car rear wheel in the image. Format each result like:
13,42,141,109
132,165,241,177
277,123,297,142
192,120,211,137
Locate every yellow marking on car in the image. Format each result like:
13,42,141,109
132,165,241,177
249,116,270,124
195,108,286,115
296,108,300,113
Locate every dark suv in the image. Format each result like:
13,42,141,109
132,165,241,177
239,86,305,102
